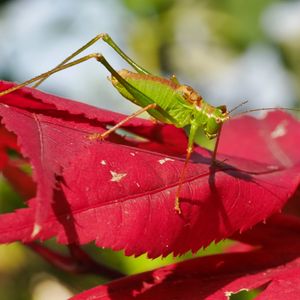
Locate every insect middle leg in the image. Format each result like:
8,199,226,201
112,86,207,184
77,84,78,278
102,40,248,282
33,33,151,88
89,103,157,140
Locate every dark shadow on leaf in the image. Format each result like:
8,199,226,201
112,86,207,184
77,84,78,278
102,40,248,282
52,175,79,245
208,164,234,234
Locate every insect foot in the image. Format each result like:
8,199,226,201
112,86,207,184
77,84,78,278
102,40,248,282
88,132,106,141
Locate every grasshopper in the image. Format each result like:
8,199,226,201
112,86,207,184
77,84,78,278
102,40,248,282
0,33,296,213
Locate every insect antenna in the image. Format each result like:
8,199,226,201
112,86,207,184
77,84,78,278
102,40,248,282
228,100,248,114
231,107,300,118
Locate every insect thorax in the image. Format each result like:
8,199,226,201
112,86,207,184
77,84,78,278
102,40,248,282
194,102,229,139
176,85,203,106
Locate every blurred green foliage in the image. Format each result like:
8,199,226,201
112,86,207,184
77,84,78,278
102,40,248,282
122,0,175,16
120,0,300,105
211,0,276,48
230,288,260,300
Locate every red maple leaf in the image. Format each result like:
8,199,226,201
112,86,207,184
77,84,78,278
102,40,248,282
1,80,300,298
1,80,299,256
71,229,300,299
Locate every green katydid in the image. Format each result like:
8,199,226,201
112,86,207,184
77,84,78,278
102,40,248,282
0,33,297,213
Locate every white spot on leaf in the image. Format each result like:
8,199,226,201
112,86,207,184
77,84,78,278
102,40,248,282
267,165,279,170
225,289,249,299
271,121,287,138
110,171,127,182
158,157,175,165
224,291,233,297
130,152,136,156
31,223,42,238
101,160,107,165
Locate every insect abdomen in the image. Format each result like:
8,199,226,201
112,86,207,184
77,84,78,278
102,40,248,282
111,70,193,127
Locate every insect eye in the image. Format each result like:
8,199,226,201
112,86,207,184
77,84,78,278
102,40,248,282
216,117,221,124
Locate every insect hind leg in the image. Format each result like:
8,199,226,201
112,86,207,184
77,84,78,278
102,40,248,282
0,53,104,97
33,33,151,88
